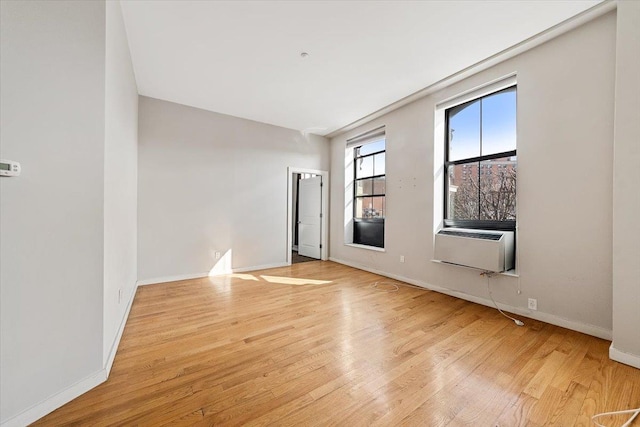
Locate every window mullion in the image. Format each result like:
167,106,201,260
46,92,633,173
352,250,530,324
353,150,357,220
478,99,483,220
446,150,517,166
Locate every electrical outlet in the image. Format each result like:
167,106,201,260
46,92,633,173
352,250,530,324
528,298,537,311
215,251,221,260
400,255,405,263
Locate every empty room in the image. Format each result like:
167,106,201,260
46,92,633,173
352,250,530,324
1,0,639,426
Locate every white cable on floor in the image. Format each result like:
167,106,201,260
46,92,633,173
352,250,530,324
370,278,433,293
482,271,524,327
370,281,399,292
592,407,640,427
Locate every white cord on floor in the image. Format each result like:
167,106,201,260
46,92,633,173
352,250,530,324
482,271,524,327
370,279,429,293
592,407,640,427
370,281,399,292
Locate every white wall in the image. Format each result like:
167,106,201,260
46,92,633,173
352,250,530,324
329,12,617,337
0,1,106,423
103,1,138,365
611,1,640,368
138,97,330,282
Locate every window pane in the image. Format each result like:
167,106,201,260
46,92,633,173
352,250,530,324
357,139,385,156
355,197,365,219
355,196,385,218
355,197,370,219
447,162,479,220
355,155,374,179
448,100,480,161
479,156,517,221
355,178,373,196
373,176,385,195
482,87,516,156
370,196,385,218
374,152,385,176
353,220,384,248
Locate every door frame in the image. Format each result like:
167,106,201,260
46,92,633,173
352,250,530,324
287,167,329,265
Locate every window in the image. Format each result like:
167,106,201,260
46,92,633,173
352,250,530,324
353,138,385,247
445,86,516,230
345,126,386,249
349,135,385,248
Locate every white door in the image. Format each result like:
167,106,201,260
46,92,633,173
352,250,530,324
298,176,322,259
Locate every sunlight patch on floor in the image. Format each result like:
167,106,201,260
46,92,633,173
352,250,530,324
211,272,332,287
260,275,332,286
226,273,259,281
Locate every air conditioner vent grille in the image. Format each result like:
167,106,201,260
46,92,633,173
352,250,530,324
438,230,502,241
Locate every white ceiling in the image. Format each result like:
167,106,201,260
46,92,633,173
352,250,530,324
120,0,601,136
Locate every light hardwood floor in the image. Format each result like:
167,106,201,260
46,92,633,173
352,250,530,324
34,261,640,426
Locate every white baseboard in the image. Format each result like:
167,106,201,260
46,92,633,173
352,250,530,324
2,281,140,427
230,262,289,274
136,262,291,287
329,257,612,341
137,272,209,286
610,345,640,369
104,282,138,375
0,369,107,427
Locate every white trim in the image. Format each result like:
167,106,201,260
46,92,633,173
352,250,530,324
345,125,385,149
287,167,329,265
328,257,612,340
104,282,138,374
326,0,617,139
225,262,290,274
0,370,107,427
609,345,640,370
344,243,386,253
137,272,209,286
500,270,519,278
136,263,292,286
436,74,517,110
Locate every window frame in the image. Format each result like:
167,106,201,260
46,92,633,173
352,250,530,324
443,86,517,231
352,139,386,248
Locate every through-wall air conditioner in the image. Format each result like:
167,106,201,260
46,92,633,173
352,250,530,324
434,228,515,272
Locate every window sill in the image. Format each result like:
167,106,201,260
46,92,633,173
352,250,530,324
501,269,519,277
430,259,519,277
345,243,386,252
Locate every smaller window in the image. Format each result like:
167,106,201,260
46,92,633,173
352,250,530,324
353,138,386,248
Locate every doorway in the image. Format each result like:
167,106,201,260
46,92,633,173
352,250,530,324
287,167,329,265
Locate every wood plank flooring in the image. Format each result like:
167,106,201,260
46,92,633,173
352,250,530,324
33,261,640,426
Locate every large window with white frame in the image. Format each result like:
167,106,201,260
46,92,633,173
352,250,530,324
346,126,386,248
353,139,385,247
444,86,517,230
